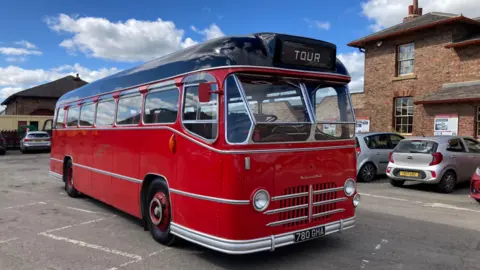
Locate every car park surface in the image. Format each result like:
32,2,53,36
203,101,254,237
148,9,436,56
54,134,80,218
1,152,480,270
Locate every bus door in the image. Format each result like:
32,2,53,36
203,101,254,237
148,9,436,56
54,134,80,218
175,83,223,231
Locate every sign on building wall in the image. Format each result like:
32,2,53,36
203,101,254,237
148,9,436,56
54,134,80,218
356,117,370,133
434,114,458,136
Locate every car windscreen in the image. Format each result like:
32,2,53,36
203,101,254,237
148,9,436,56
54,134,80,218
394,140,438,154
28,133,49,138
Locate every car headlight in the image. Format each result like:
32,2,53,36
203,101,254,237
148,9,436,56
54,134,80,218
353,193,360,207
252,189,270,212
476,167,480,176
344,178,356,197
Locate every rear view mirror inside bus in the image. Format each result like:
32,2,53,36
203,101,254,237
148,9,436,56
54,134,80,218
198,83,212,103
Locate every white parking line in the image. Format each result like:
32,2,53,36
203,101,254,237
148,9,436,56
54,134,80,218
40,216,115,234
0,238,18,244
66,206,108,215
423,203,480,213
359,193,416,203
39,232,142,261
148,247,172,257
3,201,47,210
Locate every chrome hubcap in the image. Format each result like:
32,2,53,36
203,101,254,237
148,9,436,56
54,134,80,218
149,198,162,225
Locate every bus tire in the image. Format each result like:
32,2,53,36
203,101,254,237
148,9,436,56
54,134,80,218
145,179,176,246
64,159,80,198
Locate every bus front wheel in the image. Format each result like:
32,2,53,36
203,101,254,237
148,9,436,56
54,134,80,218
64,159,80,198
145,179,176,246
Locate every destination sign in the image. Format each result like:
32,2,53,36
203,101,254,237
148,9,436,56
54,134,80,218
277,40,336,71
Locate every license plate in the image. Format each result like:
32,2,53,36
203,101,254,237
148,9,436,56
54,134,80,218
399,171,419,177
293,227,325,243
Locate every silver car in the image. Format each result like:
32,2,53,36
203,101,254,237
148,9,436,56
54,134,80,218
387,136,480,193
20,131,51,153
356,132,405,182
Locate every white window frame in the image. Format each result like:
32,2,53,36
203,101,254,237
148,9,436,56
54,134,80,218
397,43,415,76
394,97,414,135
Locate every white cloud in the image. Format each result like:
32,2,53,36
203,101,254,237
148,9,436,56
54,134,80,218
0,64,120,101
304,19,331,30
0,47,42,56
5,57,26,63
338,51,365,93
362,0,480,31
191,24,225,40
15,40,37,49
45,14,225,62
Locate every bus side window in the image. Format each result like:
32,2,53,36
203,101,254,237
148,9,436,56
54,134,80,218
225,75,252,143
96,99,116,126
144,88,180,124
55,108,65,129
67,106,80,127
116,94,142,125
79,103,96,127
182,85,218,140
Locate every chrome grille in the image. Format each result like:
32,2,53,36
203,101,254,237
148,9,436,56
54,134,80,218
265,183,345,228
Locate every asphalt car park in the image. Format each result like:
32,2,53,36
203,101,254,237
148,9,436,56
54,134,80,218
1,152,480,270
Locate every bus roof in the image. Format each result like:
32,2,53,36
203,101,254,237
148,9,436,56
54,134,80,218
57,32,350,106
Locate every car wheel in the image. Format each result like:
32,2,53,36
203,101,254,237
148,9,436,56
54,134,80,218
0,150,5,156
476,199,480,204
389,179,405,187
437,171,456,194
145,179,176,246
64,159,80,198
359,163,376,182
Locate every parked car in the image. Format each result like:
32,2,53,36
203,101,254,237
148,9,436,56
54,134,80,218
20,131,51,153
387,136,480,193
470,167,480,204
0,134,6,155
356,132,405,182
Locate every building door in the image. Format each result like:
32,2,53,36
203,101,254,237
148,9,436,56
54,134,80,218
30,121,39,131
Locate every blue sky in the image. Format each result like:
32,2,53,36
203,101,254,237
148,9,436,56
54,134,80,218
0,0,478,104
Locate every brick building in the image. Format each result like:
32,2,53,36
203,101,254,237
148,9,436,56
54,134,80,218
1,75,87,116
348,0,480,137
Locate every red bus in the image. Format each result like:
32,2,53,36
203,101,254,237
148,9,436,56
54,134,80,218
49,32,360,254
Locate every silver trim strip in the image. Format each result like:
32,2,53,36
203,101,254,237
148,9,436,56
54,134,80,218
53,126,355,154
312,197,348,207
271,192,308,201
73,163,143,184
170,188,250,205
169,216,356,254
313,187,344,195
50,158,63,163
53,159,250,205
264,204,308,215
308,185,313,223
57,65,351,108
266,216,308,227
312,208,345,218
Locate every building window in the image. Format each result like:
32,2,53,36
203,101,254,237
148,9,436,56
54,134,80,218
397,43,414,76
477,107,480,137
394,97,413,134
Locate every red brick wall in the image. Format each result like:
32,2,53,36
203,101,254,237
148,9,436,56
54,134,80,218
422,103,480,138
361,23,480,136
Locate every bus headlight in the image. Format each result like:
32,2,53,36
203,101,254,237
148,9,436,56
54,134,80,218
353,193,360,207
252,189,270,212
344,178,356,197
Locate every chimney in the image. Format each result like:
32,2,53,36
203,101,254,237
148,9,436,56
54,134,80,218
403,0,422,23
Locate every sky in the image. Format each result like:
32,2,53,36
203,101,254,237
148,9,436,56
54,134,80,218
0,0,479,107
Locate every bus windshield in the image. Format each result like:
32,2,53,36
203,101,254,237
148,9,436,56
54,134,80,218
225,73,355,144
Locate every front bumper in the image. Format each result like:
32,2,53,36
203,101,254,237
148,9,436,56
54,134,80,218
170,216,356,255
386,164,441,184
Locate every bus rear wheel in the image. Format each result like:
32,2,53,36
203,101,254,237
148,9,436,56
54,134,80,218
64,159,80,198
145,180,176,246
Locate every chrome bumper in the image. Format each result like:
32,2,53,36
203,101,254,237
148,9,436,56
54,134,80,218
170,216,356,255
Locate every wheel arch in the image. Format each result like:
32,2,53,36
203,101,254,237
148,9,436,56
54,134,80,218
439,166,457,181
140,173,171,230
62,155,73,182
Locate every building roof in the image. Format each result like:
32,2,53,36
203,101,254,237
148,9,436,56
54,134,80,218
414,80,480,104
445,33,480,48
57,32,351,106
348,12,480,48
1,75,88,106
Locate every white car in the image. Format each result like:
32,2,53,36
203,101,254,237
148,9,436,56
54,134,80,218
20,131,51,153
